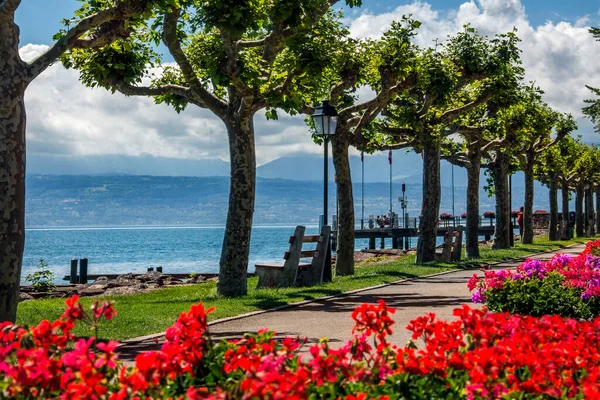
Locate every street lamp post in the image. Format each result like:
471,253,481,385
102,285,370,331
311,101,339,227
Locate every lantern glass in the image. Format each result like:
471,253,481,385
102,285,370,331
311,100,339,138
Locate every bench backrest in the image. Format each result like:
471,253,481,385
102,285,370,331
281,225,306,286
295,225,331,286
439,228,463,262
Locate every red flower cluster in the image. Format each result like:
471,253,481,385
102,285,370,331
399,306,600,398
4,295,600,398
0,295,117,398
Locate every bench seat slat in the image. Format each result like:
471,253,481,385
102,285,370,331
298,263,312,270
255,264,284,269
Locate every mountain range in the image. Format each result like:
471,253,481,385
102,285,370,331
25,171,554,227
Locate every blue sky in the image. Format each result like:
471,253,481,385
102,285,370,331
16,1,600,45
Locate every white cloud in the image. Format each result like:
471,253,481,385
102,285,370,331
349,0,600,142
19,0,600,173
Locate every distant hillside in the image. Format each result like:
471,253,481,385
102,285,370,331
25,174,555,227
256,152,430,183
28,154,231,177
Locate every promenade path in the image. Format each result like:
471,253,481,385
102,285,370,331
118,243,585,361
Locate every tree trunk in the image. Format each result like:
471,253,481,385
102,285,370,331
562,181,570,240
492,151,510,249
585,185,595,236
522,156,534,244
0,19,28,322
548,175,558,241
217,116,256,297
465,157,481,258
576,184,584,238
596,186,600,236
417,138,440,263
331,135,354,276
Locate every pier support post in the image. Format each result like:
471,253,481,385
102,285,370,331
79,258,88,284
380,238,385,249
369,238,376,249
392,237,399,249
70,259,78,284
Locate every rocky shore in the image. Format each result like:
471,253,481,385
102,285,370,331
19,271,213,302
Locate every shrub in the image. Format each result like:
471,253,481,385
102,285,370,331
483,211,495,218
468,240,600,318
25,258,55,292
5,297,600,398
440,213,454,220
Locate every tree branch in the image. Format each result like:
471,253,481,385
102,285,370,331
456,126,482,137
329,73,359,105
0,0,20,19
162,8,228,118
377,141,416,151
481,138,503,153
71,19,130,49
457,71,488,90
383,126,417,137
108,79,206,108
236,38,267,49
26,1,145,80
433,89,492,125
417,93,435,117
253,67,303,112
441,153,470,168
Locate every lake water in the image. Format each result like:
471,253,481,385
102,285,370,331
23,225,394,284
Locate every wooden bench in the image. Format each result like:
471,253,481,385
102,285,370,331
435,228,463,263
255,225,331,288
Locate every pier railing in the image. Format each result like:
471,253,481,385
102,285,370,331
348,215,512,230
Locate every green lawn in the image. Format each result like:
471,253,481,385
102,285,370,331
17,235,597,341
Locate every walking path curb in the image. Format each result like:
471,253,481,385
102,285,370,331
119,242,584,346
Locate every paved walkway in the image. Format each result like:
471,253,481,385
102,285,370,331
118,244,585,361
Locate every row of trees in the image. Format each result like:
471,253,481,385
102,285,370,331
0,0,598,322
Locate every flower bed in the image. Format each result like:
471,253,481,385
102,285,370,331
5,296,600,398
468,240,600,318
440,213,454,220
483,211,495,219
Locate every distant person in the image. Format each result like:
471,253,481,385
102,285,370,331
517,206,524,239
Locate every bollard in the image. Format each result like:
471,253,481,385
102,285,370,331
70,259,78,284
148,267,154,272
369,238,376,250
79,258,88,284
157,266,163,273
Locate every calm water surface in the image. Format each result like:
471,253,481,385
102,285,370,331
23,225,344,284
22,225,428,284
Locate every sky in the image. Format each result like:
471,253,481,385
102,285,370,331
14,0,600,174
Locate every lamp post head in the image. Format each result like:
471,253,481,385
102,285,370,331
311,100,339,138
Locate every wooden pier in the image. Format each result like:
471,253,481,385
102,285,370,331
332,225,496,250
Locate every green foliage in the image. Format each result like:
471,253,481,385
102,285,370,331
60,0,364,119
484,272,600,319
583,85,600,133
63,35,159,92
25,259,55,293
380,26,523,153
